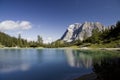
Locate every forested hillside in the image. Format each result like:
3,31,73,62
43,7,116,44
83,21,120,48
0,32,27,47
0,32,43,47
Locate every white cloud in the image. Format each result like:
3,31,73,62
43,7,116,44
16,31,23,35
0,20,32,31
44,37,53,43
26,37,36,41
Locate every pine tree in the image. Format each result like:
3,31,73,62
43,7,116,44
18,34,23,47
37,35,43,46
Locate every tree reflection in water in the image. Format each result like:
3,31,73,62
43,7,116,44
93,57,120,80
65,50,120,80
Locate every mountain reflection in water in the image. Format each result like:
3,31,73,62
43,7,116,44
65,49,92,68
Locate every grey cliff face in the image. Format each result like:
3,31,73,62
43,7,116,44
61,22,105,42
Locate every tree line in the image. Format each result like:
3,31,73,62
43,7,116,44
0,32,43,48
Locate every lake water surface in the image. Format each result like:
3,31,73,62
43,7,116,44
0,49,120,80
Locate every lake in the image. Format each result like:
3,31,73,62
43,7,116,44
0,49,120,80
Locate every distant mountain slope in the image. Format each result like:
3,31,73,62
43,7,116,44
61,22,105,42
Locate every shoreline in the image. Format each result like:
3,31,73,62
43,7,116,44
0,47,120,50
80,47,120,50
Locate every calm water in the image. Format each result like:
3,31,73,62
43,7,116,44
0,49,120,80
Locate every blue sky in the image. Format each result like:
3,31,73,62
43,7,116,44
0,0,120,43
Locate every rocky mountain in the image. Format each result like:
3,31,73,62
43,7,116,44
61,22,105,42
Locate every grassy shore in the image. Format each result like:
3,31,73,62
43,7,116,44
80,47,120,51
1,46,120,50
57,46,120,51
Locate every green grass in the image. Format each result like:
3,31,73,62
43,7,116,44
85,40,120,48
64,45,80,49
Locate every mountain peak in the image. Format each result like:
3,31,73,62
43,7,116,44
61,22,105,42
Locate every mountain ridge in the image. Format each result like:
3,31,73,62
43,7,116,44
61,22,105,42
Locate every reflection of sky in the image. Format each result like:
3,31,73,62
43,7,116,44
65,49,92,68
0,64,30,73
0,49,65,73
0,49,38,73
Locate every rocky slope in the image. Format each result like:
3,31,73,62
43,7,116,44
61,22,105,42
